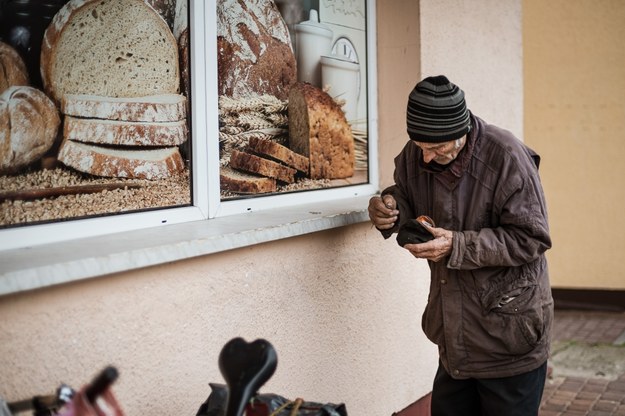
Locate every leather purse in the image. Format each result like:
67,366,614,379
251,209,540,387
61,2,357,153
396,215,435,247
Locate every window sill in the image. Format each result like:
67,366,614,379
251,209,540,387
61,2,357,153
0,195,372,296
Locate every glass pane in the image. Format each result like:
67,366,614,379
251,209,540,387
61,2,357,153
0,0,192,228
217,0,370,200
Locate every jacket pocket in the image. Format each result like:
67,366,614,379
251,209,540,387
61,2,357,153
481,283,545,356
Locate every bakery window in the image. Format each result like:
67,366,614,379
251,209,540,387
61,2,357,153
0,0,377,254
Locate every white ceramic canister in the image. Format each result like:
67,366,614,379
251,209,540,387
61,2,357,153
294,9,333,87
321,54,360,123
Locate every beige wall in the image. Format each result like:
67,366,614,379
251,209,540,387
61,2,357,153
523,0,625,289
0,1,526,414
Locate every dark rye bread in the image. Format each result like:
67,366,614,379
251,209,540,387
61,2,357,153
247,136,309,173
217,0,296,100
41,0,180,105
229,150,296,184
288,82,355,179
220,166,276,194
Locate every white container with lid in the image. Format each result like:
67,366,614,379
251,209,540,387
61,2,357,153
294,9,333,87
321,38,360,123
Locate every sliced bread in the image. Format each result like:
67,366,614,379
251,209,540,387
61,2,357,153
61,93,187,122
64,116,188,146
247,136,309,174
288,82,355,179
229,150,296,184
58,139,184,179
41,0,180,105
220,166,276,194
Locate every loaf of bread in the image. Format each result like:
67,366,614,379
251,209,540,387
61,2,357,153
229,150,296,184
0,41,29,94
220,165,277,194
247,136,309,173
0,86,60,174
41,0,180,105
288,82,355,179
58,139,184,179
217,0,296,100
64,116,187,146
61,93,187,122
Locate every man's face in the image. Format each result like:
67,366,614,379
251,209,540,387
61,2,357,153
413,136,466,165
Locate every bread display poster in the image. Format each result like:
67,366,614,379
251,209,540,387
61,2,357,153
0,0,372,229
218,0,369,199
0,0,191,227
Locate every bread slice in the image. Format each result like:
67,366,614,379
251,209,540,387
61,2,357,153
62,93,187,122
41,0,180,105
64,116,187,146
288,82,354,179
247,136,309,174
220,166,276,194
229,150,296,184
58,139,184,179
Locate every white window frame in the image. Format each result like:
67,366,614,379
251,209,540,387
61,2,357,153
0,0,379,251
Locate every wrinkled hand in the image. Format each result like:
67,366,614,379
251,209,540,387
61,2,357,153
368,195,399,230
404,226,453,262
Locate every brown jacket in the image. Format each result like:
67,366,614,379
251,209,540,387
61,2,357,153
381,114,553,379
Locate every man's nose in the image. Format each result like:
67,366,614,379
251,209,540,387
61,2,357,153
422,149,436,163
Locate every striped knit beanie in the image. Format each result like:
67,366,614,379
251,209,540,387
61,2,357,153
406,75,471,143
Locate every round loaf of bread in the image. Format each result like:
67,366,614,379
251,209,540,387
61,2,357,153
0,41,29,94
0,86,61,174
217,0,296,100
40,0,180,105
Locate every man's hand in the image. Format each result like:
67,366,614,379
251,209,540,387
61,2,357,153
368,195,399,230
404,226,453,262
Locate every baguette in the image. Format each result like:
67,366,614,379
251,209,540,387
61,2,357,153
58,139,184,179
61,93,187,122
64,116,187,146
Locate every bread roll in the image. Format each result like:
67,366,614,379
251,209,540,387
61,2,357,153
41,0,180,105
0,86,60,174
0,41,29,94
288,82,354,179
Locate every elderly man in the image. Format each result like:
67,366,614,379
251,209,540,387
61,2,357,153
368,75,553,416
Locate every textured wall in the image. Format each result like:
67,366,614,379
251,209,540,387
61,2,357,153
0,224,434,415
523,0,625,290
420,0,524,140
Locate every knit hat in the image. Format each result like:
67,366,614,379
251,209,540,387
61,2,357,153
406,75,471,143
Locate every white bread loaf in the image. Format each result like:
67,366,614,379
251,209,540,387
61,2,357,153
0,86,60,174
41,0,180,105
0,41,29,93
217,0,296,100
288,82,355,179
229,149,296,184
62,94,187,122
58,139,184,179
64,116,187,146
220,166,277,194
